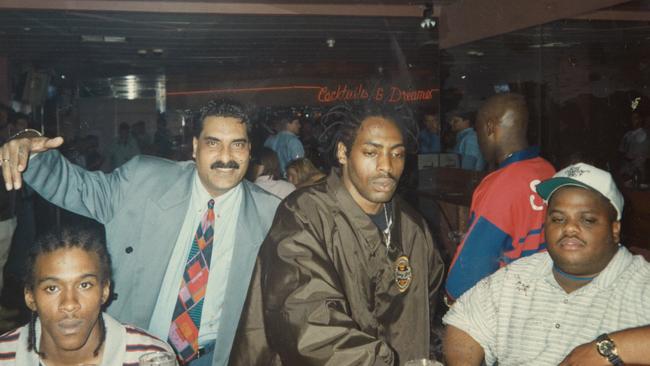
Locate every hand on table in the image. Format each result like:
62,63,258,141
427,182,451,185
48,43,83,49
559,341,609,366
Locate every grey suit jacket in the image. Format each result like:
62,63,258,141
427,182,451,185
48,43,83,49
24,150,281,366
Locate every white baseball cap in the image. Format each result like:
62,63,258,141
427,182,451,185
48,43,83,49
536,162,624,220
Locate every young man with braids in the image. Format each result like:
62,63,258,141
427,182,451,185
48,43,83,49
0,227,173,365
0,100,280,365
230,103,445,366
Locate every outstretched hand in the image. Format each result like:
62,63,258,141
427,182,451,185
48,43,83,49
0,136,64,190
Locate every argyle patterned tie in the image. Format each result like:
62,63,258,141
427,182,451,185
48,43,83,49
168,199,215,363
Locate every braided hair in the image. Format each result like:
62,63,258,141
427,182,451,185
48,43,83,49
317,101,417,168
24,226,111,359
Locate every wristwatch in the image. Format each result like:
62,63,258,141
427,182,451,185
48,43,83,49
596,333,623,366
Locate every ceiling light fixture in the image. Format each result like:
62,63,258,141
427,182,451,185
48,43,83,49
529,42,578,49
81,35,126,43
104,36,126,43
420,4,436,29
326,38,335,48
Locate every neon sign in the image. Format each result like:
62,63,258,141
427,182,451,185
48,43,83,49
167,83,438,104
317,84,437,103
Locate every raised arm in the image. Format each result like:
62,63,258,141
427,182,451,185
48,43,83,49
0,134,64,190
20,147,137,224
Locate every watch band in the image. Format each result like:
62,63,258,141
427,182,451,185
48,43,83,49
596,333,624,366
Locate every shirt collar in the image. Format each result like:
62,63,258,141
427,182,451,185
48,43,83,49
499,146,540,169
255,175,273,183
327,170,388,251
543,245,632,292
588,245,632,290
456,127,473,139
192,171,242,210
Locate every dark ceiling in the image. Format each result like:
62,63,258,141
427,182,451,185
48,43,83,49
1,0,650,86
440,5,650,95
0,3,438,80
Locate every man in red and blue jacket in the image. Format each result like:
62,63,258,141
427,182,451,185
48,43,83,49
446,93,555,301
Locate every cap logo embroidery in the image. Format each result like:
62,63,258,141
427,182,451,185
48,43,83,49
566,166,588,178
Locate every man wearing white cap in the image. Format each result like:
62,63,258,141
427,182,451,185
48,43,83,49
443,162,650,366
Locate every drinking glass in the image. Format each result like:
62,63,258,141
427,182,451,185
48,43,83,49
405,359,444,366
138,351,177,366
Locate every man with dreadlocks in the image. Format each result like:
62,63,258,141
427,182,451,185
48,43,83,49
230,102,445,366
0,226,173,365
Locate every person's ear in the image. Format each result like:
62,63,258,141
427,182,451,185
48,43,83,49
101,281,110,305
612,220,621,244
24,288,37,312
485,118,497,137
192,137,198,159
337,142,348,166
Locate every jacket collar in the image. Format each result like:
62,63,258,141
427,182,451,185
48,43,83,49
236,180,269,247
327,170,402,254
156,161,195,210
499,146,540,169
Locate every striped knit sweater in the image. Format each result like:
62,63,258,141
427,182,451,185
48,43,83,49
0,313,175,365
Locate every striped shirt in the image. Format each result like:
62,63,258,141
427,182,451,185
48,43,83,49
0,313,174,365
443,246,650,366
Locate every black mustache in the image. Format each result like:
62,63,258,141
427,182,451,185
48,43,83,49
372,173,398,182
211,161,240,169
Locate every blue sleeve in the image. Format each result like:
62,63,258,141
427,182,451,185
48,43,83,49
418,133,430,154
431,134,441,153
460,155,478,170
24,150,132,224
461,135,484,171
263,136,274,149
287,138,305,161
445,216,512,300
418,133,441,154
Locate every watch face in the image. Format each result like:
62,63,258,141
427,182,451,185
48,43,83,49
597,340,615,356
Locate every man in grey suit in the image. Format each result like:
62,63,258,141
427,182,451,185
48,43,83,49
0,100,280,366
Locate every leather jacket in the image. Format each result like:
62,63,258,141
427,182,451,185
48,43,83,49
230,171,444,366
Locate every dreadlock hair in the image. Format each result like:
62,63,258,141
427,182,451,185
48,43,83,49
194,98,251,137
317,101,417,168
24,225,111,359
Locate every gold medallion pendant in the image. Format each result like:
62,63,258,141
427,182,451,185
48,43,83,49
394,255,412,292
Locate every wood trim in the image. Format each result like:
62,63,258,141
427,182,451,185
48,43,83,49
0,0,423,17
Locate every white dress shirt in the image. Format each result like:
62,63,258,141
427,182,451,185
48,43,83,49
148,173,242,347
